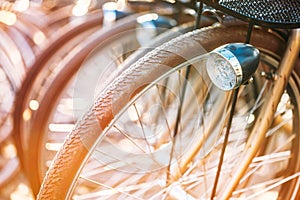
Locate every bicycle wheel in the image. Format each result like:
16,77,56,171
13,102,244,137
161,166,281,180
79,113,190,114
38,25,300,199
0,37,26,198
0,62,19,190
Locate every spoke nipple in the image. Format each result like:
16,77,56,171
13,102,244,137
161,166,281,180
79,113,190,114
243,77,254,85
260,71,277,80
249,77,254,83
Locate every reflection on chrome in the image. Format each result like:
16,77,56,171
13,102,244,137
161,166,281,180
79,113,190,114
48,123,75,132
22,108,32,121
33,31,46,45
72,0,91,16
29,100,39,111
137,13,159,24
0,10,16,25
45,142,63,151
10,183,34,200
13,0,30,12
2,143,17,159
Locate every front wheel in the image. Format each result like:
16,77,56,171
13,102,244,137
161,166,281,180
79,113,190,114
38,25,300,199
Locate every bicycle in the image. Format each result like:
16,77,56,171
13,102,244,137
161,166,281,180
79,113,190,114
38,0,300,199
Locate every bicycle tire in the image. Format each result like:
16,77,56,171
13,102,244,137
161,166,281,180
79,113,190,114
38,25,300,199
